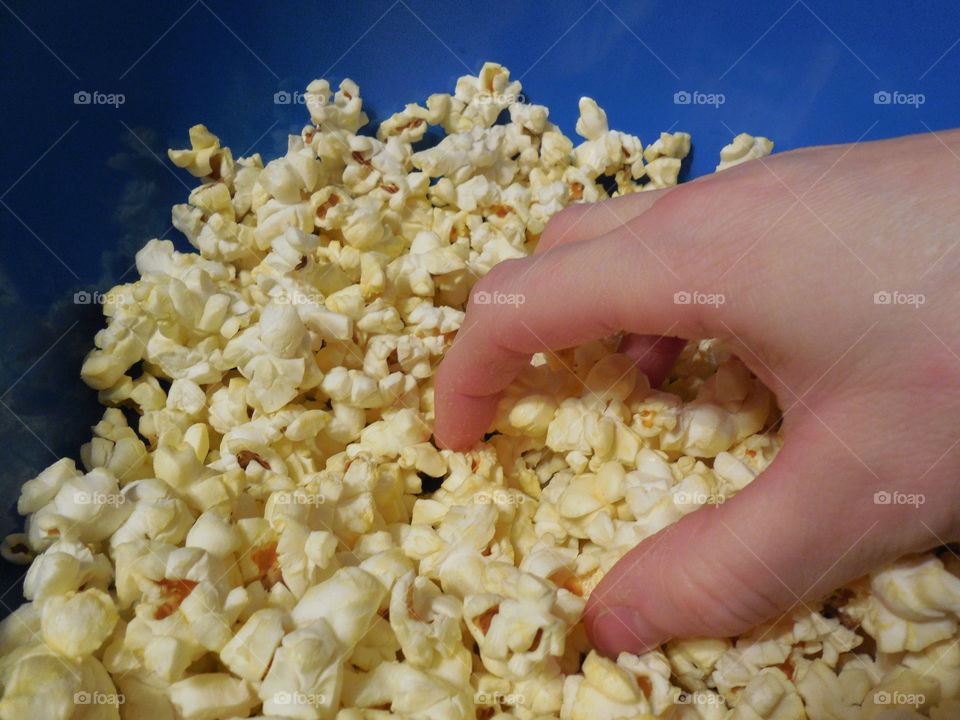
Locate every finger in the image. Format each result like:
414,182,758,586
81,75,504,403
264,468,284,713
434,223,725,450
584,414,917,656
434,167,800,450
617,333,686,387
539,191,686,387
536,187,674,255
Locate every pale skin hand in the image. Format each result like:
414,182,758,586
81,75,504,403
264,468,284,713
433,129,960,657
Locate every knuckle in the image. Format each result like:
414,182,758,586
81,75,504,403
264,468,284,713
664,555,783,637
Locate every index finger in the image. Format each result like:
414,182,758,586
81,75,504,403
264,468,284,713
434,218,716,450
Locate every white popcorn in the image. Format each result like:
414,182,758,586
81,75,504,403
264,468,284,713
561,651,653,719
291,567,386,648
716,132,774,171
220,608,286,681
17,457,81,514
726,667,804,719
0,533,33,565
856,555,960,653
40,588,118,658
23,538,112,602
575,97,609,142
168,124,233,179
0,645,121,720
169,673,257,720
260,620,344,719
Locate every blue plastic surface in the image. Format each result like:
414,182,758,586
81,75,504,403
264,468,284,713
0,0,958,603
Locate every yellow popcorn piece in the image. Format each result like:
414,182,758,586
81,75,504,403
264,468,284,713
716,132,774,172
41,588,118,658
169,673,257,720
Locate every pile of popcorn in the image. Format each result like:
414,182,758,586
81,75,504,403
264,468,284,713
2,63,959,720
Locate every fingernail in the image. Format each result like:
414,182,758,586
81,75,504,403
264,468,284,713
591,606,658,657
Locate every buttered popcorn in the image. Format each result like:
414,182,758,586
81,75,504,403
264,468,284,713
1,62,957,720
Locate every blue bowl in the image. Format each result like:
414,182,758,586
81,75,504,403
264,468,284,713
1,0,957,604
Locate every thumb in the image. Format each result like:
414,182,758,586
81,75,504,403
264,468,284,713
584,413,906,656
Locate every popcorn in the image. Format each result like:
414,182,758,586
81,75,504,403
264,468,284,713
388,572,464,668
169,673,257,720
23,538,112,602
40,588,118,658
716,133,774,172
291,567,386,648
726,668,804,719
0,533,33,565
4,61,945,720
220,608,286,681
260,620,344,719
0,646,121,720
854,555,960,653
560,651,654,719
168,124,234,179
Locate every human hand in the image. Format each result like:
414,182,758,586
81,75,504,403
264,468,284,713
433,129,960,656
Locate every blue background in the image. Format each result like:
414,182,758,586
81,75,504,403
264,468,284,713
0,0,957,605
